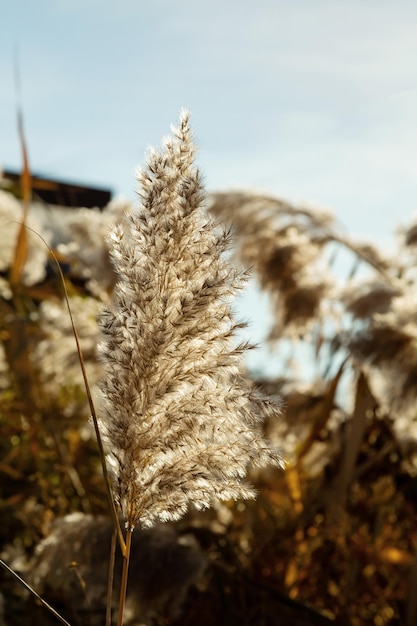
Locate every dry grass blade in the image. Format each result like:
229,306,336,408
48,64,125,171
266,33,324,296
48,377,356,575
328,371,375,514
20,224,126,556
296,358,347,462
116,527,133,626
10,56,31,288
10,220,29,288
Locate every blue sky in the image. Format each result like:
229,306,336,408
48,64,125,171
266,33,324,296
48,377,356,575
2,1,417,375
2,1,417,245
0,0,417,241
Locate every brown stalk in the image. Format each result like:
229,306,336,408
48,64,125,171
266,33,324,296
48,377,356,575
10,53,31,289
116,524,133,626
106,530,117,626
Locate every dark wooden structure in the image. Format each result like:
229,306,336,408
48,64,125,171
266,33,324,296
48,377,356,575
1,169,112,210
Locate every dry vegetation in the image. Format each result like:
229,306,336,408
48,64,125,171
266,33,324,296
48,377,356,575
1,122,417,625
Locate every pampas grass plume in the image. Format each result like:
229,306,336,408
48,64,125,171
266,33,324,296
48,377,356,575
98,111,283,530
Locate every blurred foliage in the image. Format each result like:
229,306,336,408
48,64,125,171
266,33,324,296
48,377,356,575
1,182,417,625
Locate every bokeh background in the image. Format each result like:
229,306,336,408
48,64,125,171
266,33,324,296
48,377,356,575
2,3,417,625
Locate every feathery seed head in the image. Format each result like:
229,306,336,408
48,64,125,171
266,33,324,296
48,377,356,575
98,112,283,528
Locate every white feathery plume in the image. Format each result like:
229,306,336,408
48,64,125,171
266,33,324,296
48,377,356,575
98,111,283,528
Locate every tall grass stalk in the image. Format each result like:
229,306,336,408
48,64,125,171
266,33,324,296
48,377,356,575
98,110,282,622
116,527,133,626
